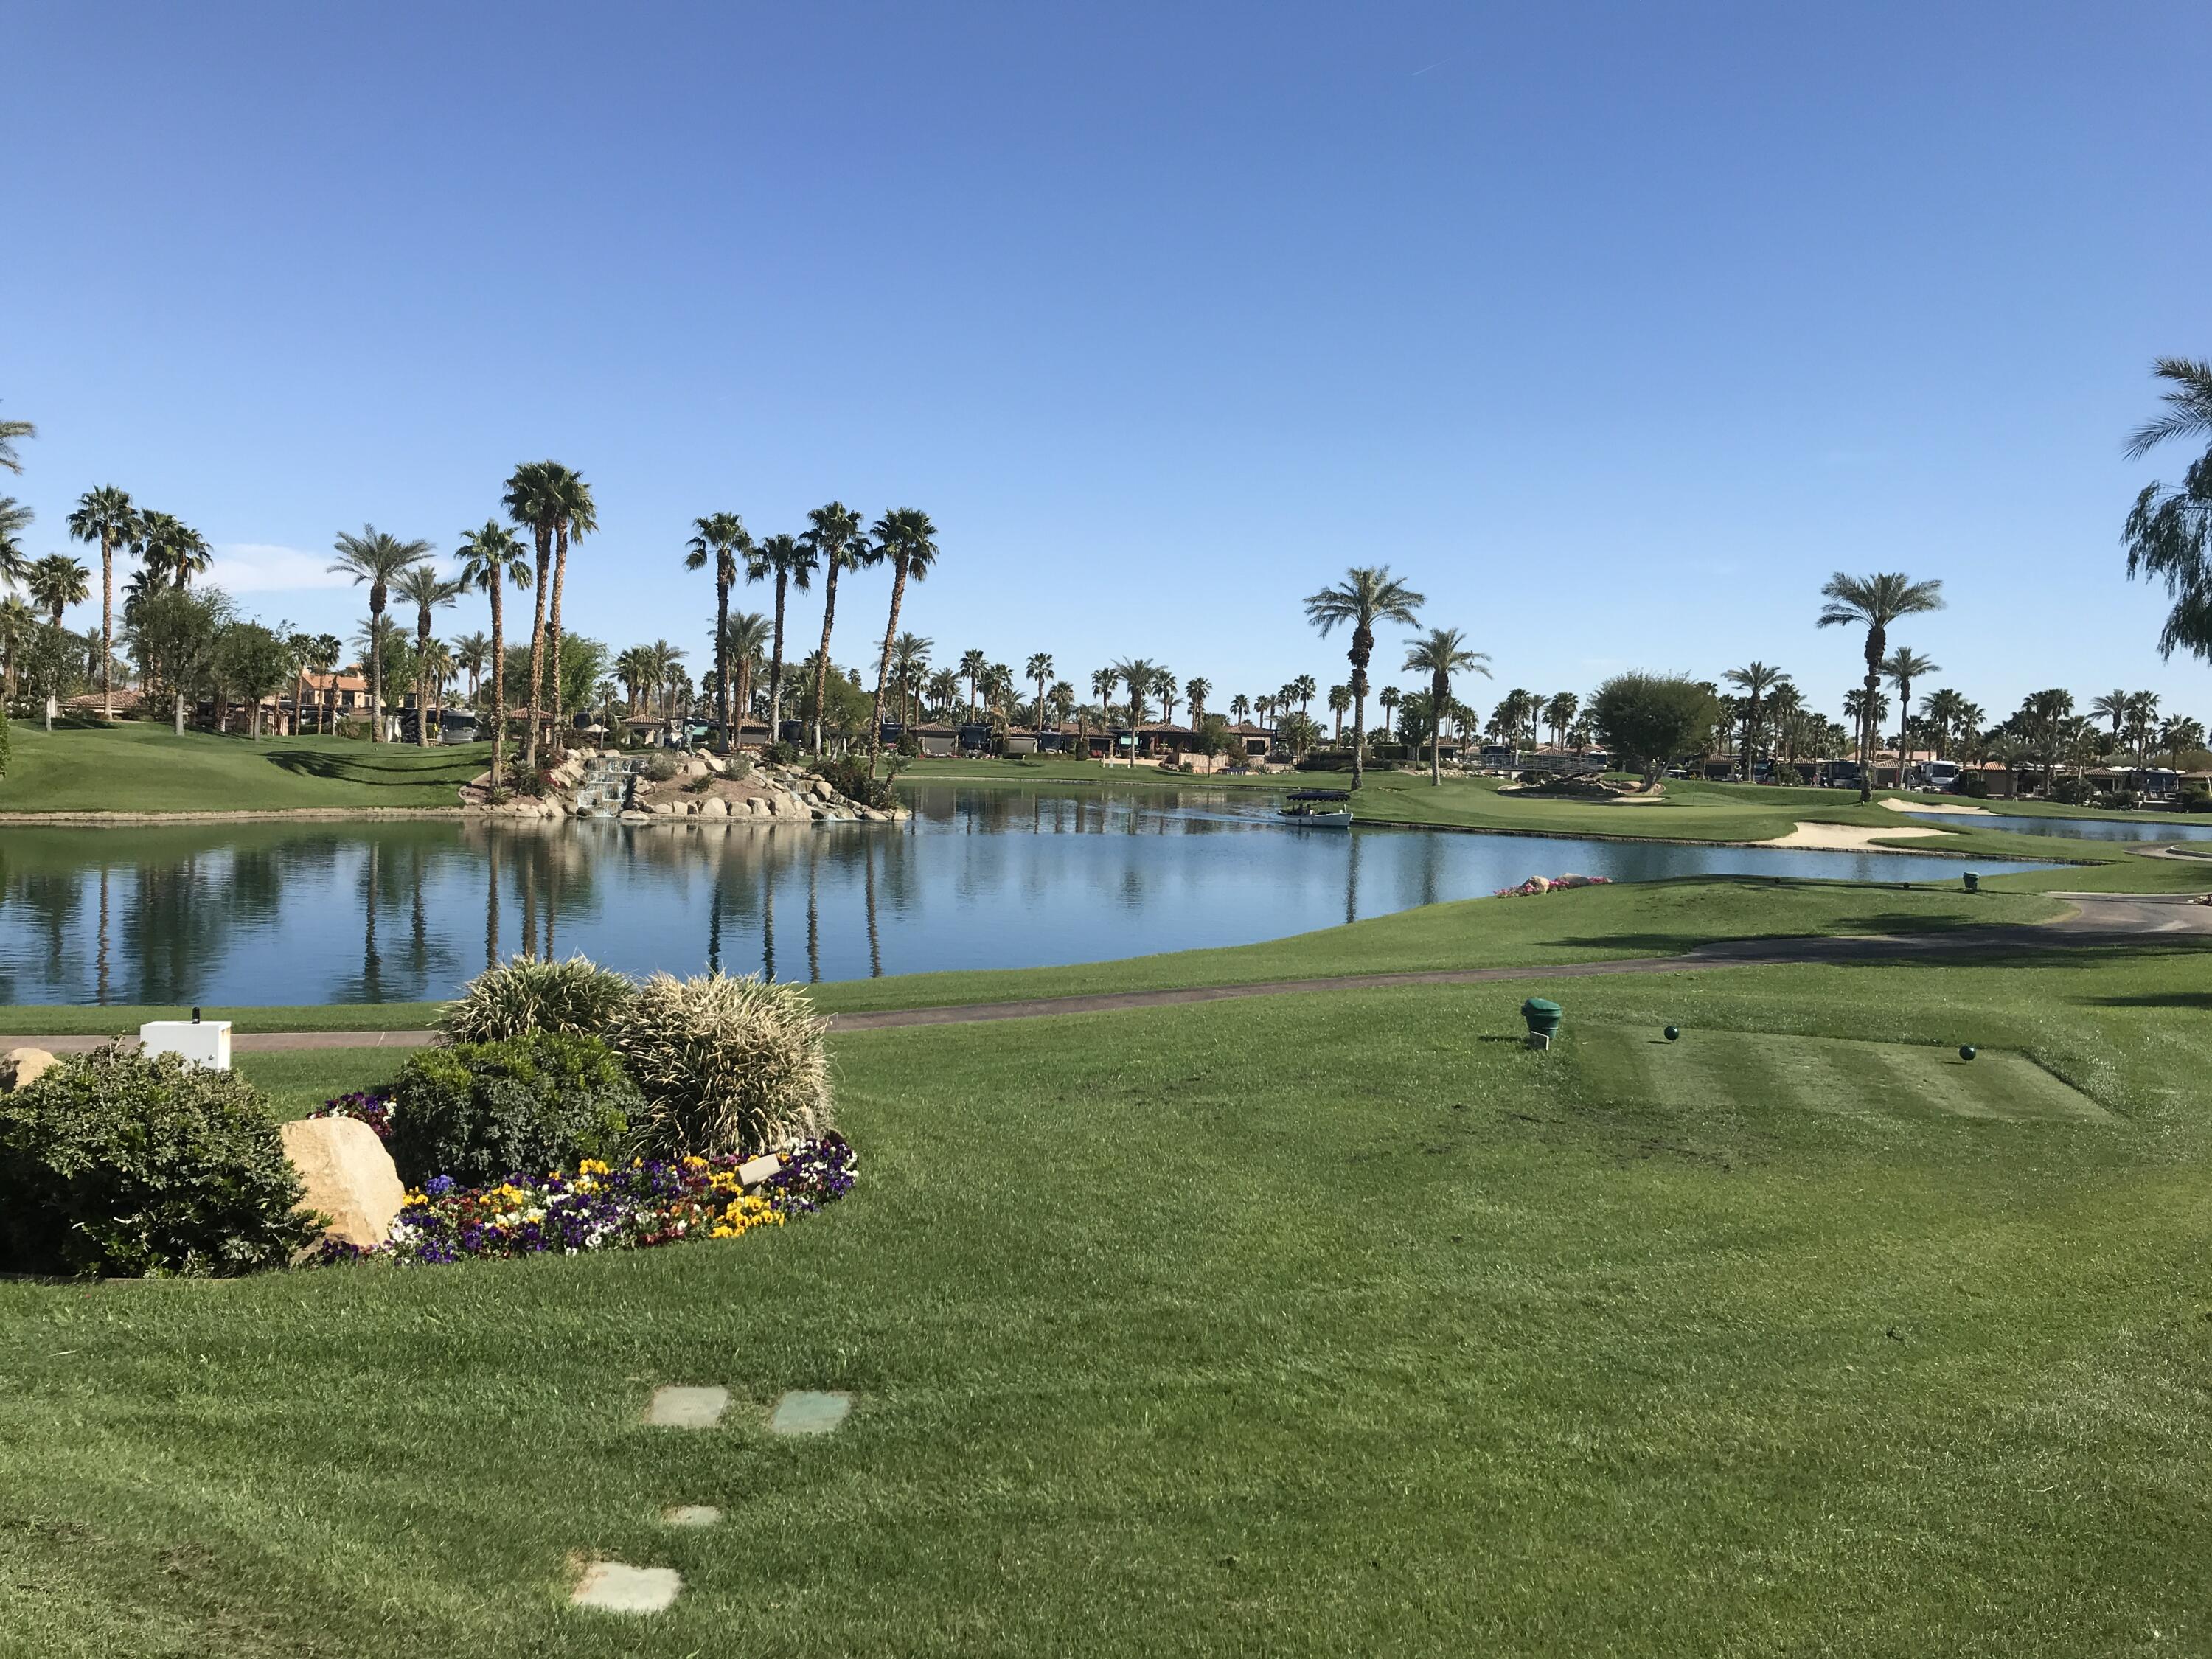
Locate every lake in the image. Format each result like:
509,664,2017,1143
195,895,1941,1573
0,785,2056,1006
1907,810,2212,843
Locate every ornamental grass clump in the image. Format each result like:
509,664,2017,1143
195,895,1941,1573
439,953,636,1045
0,1046,316,1279
610,971,832,1158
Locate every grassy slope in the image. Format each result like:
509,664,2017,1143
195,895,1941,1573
3,944,2207,1655
0,723,487,813
0,878,2070,1033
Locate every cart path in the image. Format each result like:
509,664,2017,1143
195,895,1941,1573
8,893,2205,1052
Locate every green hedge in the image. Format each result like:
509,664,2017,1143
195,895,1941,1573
387,1032,641,1186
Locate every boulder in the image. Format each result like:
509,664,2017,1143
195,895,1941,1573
278,1117,405,1249
0,1047,59,1091
699,796,729,819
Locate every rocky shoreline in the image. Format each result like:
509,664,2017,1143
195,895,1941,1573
463,751,908,824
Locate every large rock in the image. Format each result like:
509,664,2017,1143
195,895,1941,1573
699,796,729,819
0,1047,58,1091
279,1117,406,1249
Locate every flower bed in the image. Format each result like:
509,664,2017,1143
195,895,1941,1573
319,1134,858,1266
1494,874,1615,898
310,1089,394,1142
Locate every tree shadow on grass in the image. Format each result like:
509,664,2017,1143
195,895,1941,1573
2077,990,2212,1009
265,750,475,785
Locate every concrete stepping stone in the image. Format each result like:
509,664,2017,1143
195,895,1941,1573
768,1389,852,1436
571,1560,681,1614
644,1385,729,1428
662,1504,722,1528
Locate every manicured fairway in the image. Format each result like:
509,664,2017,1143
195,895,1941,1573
2,938,2207,1656
0,724,489,813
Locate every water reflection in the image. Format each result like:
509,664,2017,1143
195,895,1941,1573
0,787,2059,1007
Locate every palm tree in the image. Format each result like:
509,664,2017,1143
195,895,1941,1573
27,554,89,626
801,503,873,756
1091,668,1118,714
1722,663,1786,782
295,632,341,734
501,462,592,762
746,532,817,742
686,512,752,750
0,498,31,590
1026,652,1054,734
1817,572,1946,802
867,507,939,776
139,511,212,590
1185,677,1211,725
1293,673,1317,717
959,649,989,715
328,526,432,742
66,486,140,723
453,631,490,708
1049,680,1075,729
1229,692,1251,726
728,611,771,726
1326,684,1350,739
891,632,932,730
543,465,596,757
1921,688,1970,759
0,408,32,475
2125,690,2162,773
926,668,959,721
456,522,532,785
1152,666,1178,726
2089,689,2129,747
394,563,460,744
648,640,689,726
1878,647,1939,754
1401,628,1492,785
0,597,33,697
1543,692,1579,748
1376,686,1399,737
1113,658,1158,732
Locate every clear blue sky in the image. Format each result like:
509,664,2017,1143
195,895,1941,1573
7,0,2208,723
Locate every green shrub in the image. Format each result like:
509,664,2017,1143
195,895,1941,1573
812,754,900,810
1955,772,1991,799
643,751,680,783
440,953,637,1044
2184,789,2212,813
388,1032,641,1186
721,752,754,781
609,972,832,1158
763,740,802,766
0,1047,315,1279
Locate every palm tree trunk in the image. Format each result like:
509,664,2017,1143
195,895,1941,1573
1430,675,1444,786
490,582,507,790
768,574,788,741
523,526,550,768
869,560,909,779
715,571,731,752
1349,629,1371,792
369,599,385,743
547,523,569,759
811,561,841,757
100,533,114,723
1860,669,1879,803
416,616,432,746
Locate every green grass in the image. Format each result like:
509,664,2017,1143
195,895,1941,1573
3,941,2208,1655
0,723,487,813
0,877,2070,1033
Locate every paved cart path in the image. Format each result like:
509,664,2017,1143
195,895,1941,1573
10,894,2205,1052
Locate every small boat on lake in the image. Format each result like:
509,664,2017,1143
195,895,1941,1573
1279,788,1353,828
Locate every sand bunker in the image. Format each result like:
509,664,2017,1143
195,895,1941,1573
1880,796,1992,816
1759,821,1949,851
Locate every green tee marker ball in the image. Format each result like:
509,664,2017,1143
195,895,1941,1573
1958,1045,1977,1061
1663,1026,1680,1042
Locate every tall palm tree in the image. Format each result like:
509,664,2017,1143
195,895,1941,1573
27,554,89,626
648,640,689,725
394,563,460,745
728,611,771,727
0,408,32,475
1152,666,1178,725
1049,679,1075,729
1185,677,1211,725
1304,565,1426,788
958,649,989,714
746,532,817,742
0,596,34,697
801,503,873,756
501,462,574,765
686,512,752,749
1722,662,1786,781
66,486,140,723
926,668,959,721
1817,572,1945,803
329,526,433,742
1326,684,1350,739
296,632,341,734
1375,686,1398,737
1026,652,1054,734
2089,689,2129,746
540,465,597,757
1921,687,1969,759
1091,667,1117,714
1878,647,1939,754
139,511,212,590
867,508,939,776
1293,673,1317,717
456,521,532,785
891,632,932,730
1401,627,1492,785
1543,691,1579,747
1229,692,1251,726
453,631,490,707
2124,690,2162,772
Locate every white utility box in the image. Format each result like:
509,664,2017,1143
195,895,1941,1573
140,1020,232,1071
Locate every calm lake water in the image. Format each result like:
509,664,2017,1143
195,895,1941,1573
1907,810,2212,843
0,785,2055,1007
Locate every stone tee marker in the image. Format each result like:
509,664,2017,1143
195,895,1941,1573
768,1390,852,1436
571,1560,681,1614
644,1385,730,1428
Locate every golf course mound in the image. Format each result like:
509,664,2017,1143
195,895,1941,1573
1576,1025,2110,1123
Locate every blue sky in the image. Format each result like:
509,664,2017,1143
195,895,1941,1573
6,0,2208,723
